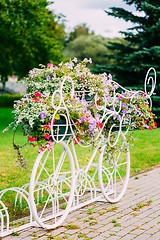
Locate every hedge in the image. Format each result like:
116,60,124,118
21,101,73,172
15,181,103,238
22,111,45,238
0,94,21,108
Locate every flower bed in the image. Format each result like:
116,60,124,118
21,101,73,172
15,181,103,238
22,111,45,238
4,58,156,166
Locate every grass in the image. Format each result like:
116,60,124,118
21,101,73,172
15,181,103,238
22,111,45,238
129,128,160,175
1,108,160,189
0,108,160,217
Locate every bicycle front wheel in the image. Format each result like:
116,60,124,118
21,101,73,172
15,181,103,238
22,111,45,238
29,141,75,229
98,132,130,203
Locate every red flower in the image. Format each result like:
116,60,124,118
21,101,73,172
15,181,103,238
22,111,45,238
28,136,37,142
50,119,55,125
153,122,157,128
74,137,80,145
44,125,51,130
34,92,41,98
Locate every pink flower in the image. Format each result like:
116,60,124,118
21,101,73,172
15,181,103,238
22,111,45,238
28,136,37,142
47,141,52,151
97,121,103,129
47,63,54,68
32,97,39,102
47,145,52,151
41,146,45,151
34,92,41,98
45,133,50,140
148,126,152,130
33,144,37,147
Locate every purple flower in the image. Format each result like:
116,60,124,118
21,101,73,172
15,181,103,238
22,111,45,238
80,140,85,145
73,57,78,63
95,113,100,119
65,62,74,69
89,121,96,130
46,75,51,81
83,117,87,123
121,92,126,97
118,97,122,101
88,58,92,63
110,107,114,111
122,109,127,115
117,115,122,121
53,73,56,78
29,70,35,75
40,112,46,119
122,103,126,108
78,117,82,123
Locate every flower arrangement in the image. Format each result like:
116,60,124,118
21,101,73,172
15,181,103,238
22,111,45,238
5,58,156,166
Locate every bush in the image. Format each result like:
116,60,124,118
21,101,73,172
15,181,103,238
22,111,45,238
0,94,21,108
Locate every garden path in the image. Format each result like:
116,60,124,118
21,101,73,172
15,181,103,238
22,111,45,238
3,166,160,240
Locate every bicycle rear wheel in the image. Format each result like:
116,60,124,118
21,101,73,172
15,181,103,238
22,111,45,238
98,132,130,203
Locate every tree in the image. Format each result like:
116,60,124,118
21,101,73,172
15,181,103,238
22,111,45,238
104,0,160,123
63,34,124,71
0,0,65,89
65,23,94,44
104,0,160,87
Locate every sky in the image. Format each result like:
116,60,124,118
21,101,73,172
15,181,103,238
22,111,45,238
48,0,138,38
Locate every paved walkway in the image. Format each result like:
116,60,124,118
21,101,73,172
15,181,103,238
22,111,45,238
3,166,160,240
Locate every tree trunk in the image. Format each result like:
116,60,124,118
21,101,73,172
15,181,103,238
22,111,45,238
1,75,8,90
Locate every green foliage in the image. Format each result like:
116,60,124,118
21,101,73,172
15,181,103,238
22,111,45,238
87,207,95,214
114,223,121,227
65,224,79,230
0,0,65,88
0,94,21,108
111,219,117,223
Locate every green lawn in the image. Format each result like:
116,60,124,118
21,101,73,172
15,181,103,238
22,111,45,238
0,108,160,192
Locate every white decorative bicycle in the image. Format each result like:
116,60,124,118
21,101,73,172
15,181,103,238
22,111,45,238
29,67,156,229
